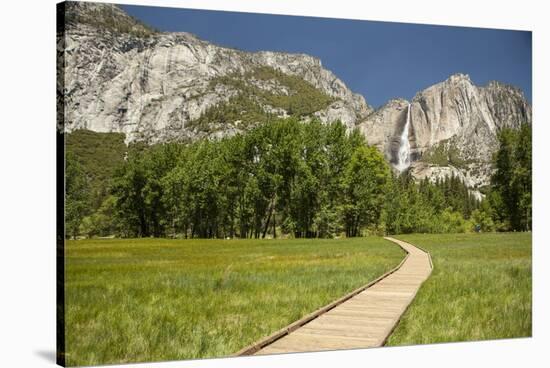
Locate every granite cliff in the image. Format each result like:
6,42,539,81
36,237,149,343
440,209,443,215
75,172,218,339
58,2,371,143
58,2,531,193
359,73,531,191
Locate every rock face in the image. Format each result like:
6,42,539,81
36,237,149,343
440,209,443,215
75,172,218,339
359,73,531,189
359,98,412,167
59,3,531,192
58,2,372,143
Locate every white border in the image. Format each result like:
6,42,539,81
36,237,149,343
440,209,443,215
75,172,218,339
0,0,548,367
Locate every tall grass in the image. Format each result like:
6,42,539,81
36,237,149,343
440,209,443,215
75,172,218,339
386,233,531,346
65,237,403,366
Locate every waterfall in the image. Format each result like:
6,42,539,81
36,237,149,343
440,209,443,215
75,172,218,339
396,104,412,172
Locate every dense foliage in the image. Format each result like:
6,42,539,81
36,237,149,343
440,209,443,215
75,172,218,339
65,118,491,239
65,130,127,238
112,119,380,238
65,130,126,208
383,174,479,235
65,152,91,239
486,124,532,231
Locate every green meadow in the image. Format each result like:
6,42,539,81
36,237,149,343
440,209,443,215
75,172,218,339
65,237,403,366
386,232,532,346
64,233,532,365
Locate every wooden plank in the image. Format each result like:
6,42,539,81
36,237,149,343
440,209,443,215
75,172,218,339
330,307,405,316
254,346,296,355
268,333,379,351
298,325,390,339
312,315,395,325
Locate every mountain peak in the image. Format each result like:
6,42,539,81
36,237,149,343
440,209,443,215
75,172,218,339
446,73,472,84
412,73,473,102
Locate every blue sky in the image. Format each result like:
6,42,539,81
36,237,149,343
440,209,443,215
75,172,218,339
121,4,532,108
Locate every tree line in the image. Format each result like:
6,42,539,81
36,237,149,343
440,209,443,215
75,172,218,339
65,119,531,239
485,124,532,231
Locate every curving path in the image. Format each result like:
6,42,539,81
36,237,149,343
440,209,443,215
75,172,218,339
237,237,432,356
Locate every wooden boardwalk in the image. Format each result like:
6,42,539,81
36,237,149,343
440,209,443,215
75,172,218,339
237,237,432,356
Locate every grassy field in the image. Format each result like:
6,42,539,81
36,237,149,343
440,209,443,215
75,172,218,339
386,232,532,346
64,237,403,366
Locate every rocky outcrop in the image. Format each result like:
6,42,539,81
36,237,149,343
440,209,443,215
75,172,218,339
409,162,484,201
359,73,531,188
58,2,372,143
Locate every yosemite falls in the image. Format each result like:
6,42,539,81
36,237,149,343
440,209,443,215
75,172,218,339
396,104,412,172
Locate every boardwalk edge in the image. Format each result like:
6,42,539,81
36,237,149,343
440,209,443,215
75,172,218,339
380,237,433,346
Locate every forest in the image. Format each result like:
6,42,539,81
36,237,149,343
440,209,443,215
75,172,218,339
65,118,531,239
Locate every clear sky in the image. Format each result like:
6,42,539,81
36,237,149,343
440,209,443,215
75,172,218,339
121,4,532,108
